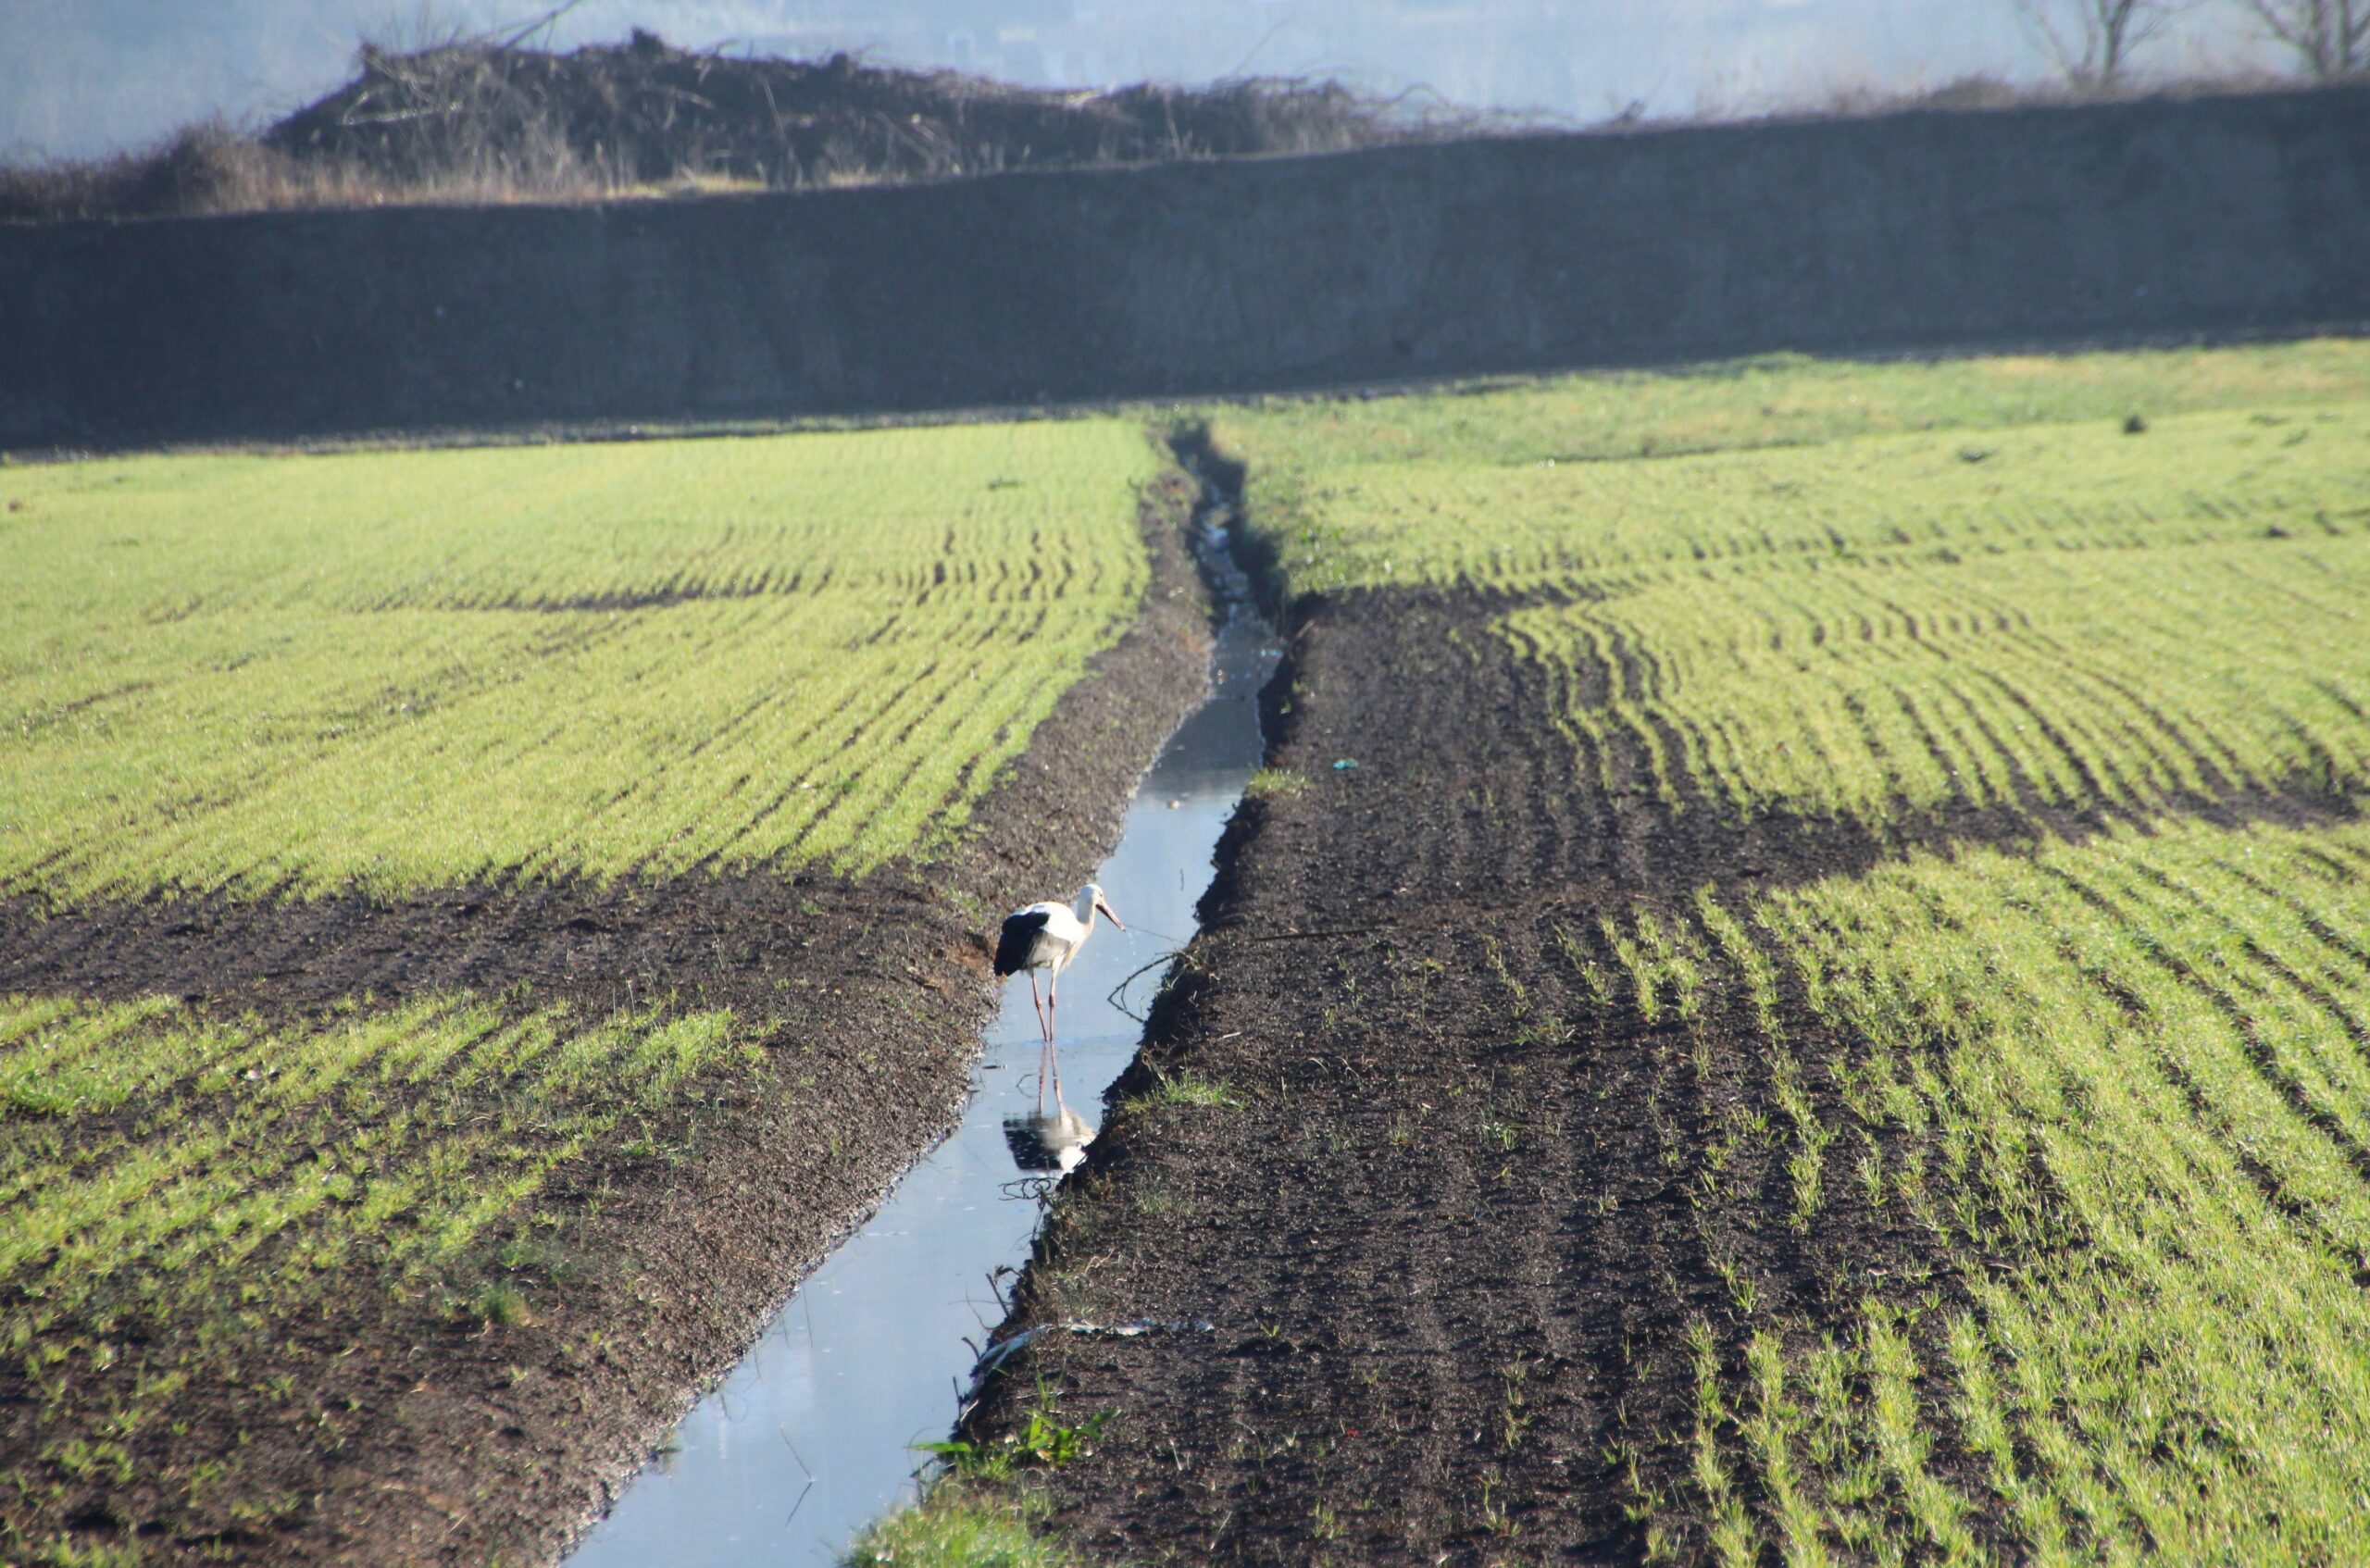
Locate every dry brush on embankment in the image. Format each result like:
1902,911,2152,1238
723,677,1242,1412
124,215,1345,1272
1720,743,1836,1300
952,342,2370,1565
0,419,1212,1565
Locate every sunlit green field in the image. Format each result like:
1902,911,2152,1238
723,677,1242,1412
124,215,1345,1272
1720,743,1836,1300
1,418,1157,901
1593,819,2370,1566
3,988,745,1350
1219,341,2370,1563
0,416,1165,1557
0,980,769,1544
1220,344,2370,832
1222,338,2370,553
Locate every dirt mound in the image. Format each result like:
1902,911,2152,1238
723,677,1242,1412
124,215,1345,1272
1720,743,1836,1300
1,30,1441,223
268,29,1423,188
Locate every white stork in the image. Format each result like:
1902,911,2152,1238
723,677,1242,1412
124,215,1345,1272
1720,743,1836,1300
995,881,1123,1108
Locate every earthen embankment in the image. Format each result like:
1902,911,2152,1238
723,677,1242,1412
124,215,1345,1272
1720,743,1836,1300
4,86,2365,450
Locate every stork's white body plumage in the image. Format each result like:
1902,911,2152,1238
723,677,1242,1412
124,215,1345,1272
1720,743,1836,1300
995,881,1122,1109
1004,899,1092,974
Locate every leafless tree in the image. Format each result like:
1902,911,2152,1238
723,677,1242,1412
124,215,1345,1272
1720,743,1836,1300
2231,0,2370,77
2014,0,2190,85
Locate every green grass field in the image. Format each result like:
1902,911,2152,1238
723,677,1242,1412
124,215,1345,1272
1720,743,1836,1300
1221,339,2370,533
3,988,746,1356
2,418,1157,902
0,982,763,1546
1216,340,2370,1563
1605,818,2370,1566
1221,343,2370,832
1725,828,2370,1562
0,416,1166,1560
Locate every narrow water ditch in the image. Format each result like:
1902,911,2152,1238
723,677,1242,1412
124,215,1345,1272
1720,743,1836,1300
567,444,1277,1567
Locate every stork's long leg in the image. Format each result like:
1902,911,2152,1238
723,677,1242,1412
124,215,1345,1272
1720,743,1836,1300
1029,969,1053,1111
1047,976,1064,1105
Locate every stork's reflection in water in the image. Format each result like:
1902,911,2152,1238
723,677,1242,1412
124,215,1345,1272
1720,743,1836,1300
1004,1101,1094,1175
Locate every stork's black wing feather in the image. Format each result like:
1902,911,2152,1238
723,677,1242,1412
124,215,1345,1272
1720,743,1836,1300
994,910,1051,976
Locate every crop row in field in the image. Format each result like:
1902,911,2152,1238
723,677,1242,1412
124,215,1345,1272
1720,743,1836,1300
0,987,749,1525
1504,516,2370,828
1220,347,2370,832
1202,344,2370,1563
1583,816,2370,1565
1,418,1157,902
1241,401,2370,598
1220,339,2370,521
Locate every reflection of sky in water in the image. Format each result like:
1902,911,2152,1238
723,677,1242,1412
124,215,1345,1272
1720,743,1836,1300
568,597,1275,1567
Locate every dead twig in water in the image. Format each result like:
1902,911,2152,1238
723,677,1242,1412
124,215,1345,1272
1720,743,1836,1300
1104,948,1188,1020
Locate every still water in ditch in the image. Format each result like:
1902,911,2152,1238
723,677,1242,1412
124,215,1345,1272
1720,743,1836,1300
568,501,1276,1568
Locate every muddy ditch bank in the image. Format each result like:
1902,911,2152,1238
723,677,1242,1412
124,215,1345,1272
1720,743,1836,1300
0,474,1211,1566
6,84,2368,451
956,586,2359,1565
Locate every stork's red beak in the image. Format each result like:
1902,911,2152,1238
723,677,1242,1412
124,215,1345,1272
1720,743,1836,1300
1096,898,1125,931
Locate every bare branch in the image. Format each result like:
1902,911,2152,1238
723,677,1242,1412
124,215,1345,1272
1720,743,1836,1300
2014,0,2193,85
2234,0,2370,78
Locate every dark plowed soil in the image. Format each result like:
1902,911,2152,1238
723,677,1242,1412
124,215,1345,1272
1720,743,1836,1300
0,474,1213,1565
961,580,2359,1564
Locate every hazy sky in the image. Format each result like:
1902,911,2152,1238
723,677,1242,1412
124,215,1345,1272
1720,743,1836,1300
0,0,2280,160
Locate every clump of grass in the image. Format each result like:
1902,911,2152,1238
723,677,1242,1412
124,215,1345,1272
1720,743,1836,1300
1242,765,1311,799
842,1477,1072,1568
859,1381,1110,1565
1120,1067,1241,1114
27,1536,144,1568
474,1281,530,1327
0,119,363,224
